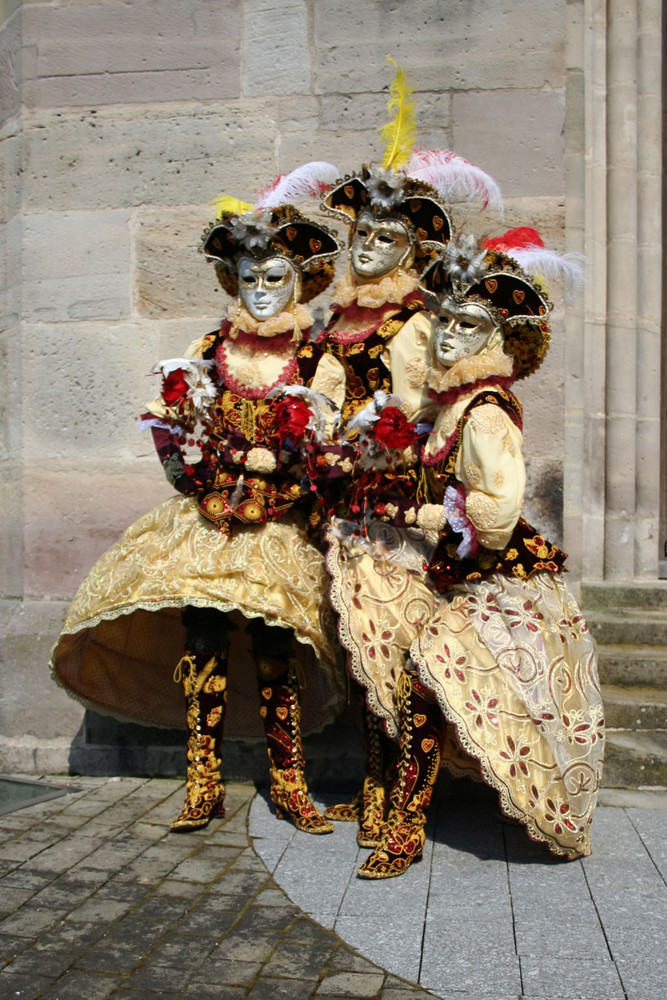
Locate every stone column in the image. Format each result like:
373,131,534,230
565,0,663,581
0,0,24,597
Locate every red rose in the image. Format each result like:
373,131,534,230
274,397,312,443
374,406,417,450
162,368,189,406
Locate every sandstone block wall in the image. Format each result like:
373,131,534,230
1,0,572,772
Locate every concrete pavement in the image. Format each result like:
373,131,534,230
0,776,665,999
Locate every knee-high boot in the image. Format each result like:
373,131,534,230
324,697,396,848
170,649,228,832
357,670,444,878
256,655,333,835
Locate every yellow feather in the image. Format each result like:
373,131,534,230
379,57,417,170
211,195,254,220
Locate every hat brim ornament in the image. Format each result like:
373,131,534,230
202,162,343,303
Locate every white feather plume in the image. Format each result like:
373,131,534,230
406,149,503,216
255,161,341,210
503,246,587,301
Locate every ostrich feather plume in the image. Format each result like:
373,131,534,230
406,149,503,215
254,161,341,210
380,57,417,170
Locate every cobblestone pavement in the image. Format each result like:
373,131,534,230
1,778,666,1000
0,777,441,1000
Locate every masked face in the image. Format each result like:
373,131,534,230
434,297,499,367
238,256,298,319
350,212,412,280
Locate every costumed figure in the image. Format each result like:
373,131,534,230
354,230,604,879
319,60,502,848
51,164,349,834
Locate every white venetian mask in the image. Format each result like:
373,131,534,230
350,212,413,281
238,255,298,319
433,296,499,367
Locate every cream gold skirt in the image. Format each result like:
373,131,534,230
326,526,604,858
51,496,345,737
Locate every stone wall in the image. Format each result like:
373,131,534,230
2,0,654,774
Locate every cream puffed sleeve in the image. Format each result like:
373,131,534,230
455,403,525,550
309,352,346,438
384,310,439,423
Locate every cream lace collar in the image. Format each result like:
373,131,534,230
330,269,419,309
226,300,313,339
426,346,514,394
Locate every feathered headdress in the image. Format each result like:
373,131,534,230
322,58,502,243
483,228,586,301
421,231,557,379
202,162,343,302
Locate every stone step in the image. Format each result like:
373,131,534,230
596,645,667,687
601,730,667,788
601,684,667,730
582,581,667,613
586,611,667,648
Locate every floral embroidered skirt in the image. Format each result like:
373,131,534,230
326,527,605,858
51,496,345,737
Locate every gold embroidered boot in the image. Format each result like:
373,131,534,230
358,671,444,879
324,706,395,848
257,656,333,835
170,651,228,832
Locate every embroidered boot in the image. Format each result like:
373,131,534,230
257,655,333,835
170,650,228,832
324,704,396,848
357,670,444,878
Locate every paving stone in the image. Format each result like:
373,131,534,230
181,986,245,1000
149,879,205,901
36,969,124,1000
180,981,246,1000
170,856,237,883
420,949,522,997
175,906,241,937
207,868,268,897
67,896,135,925
615,954,667,1000
315,970,385,996
263,939,338,980
124,962,192,991
233,903,300,934
1,944,75,977
194,956,263,988
0,934,28,963
208,927,283,964
283,919,338,948
246,977,316,999
0,972,53,1000
0,904,62,938
520,957,626,999
142,933,218,969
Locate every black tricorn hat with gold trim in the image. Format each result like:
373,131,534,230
322,165,452,251
202,204,341,303
421,246,552,379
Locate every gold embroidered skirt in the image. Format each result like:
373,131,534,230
51,496,345,737
326,527,605,858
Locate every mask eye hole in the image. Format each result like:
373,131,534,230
265,270,285,284
240,274,256,285
459,320,476,330
377,234,395,245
